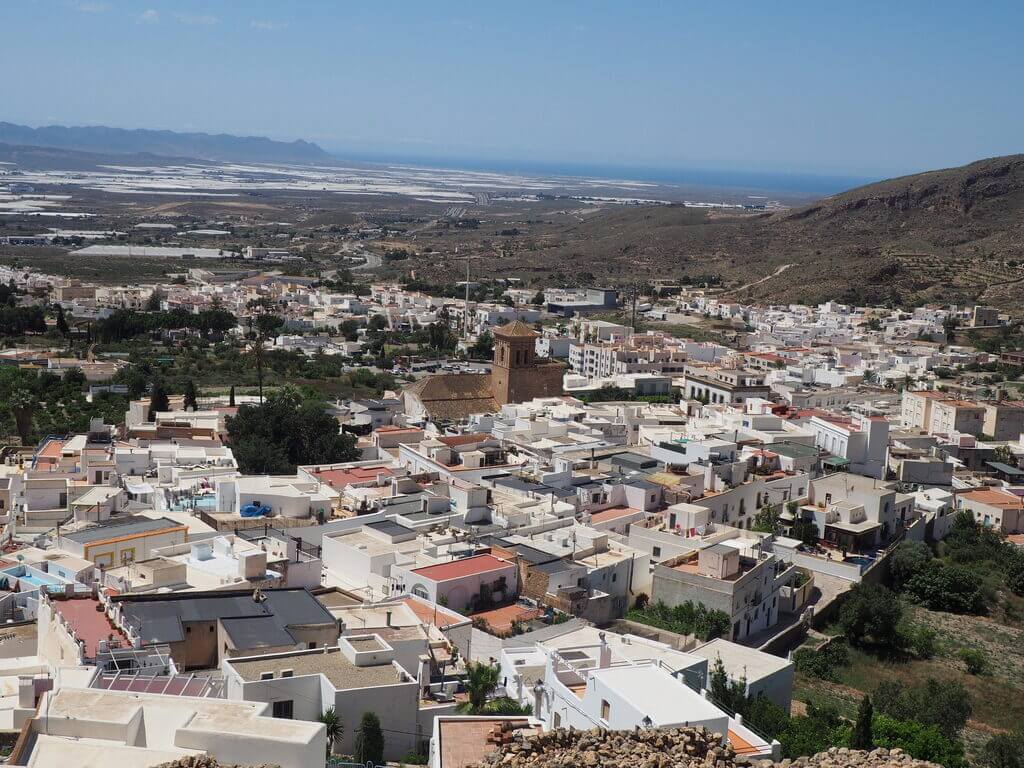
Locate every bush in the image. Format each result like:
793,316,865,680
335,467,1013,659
958,647,989,675
890,541,934,589
793,642,850,681
838,583,904,648
873,678,971,739
626,600,732,640
901,623,938,660
904,561,985,614
982,732,1024,768
778,703,845,760
871,715,965,768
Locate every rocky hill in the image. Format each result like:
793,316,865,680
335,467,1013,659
472,725,939,768
406,155,1024,312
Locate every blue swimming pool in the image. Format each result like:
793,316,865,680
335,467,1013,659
170,495,217,512
2,565,61,588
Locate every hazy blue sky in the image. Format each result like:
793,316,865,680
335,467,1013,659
2,1,1022,178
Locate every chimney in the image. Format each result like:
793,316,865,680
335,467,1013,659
598,631,611,669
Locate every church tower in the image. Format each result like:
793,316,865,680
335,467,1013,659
490,320,541,405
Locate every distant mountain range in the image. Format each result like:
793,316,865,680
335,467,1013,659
0,122,331,165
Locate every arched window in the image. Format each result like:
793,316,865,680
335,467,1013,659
411,584,429,600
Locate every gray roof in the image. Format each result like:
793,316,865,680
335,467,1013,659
59,515,180,545
365,519,416,537
506,544,560,565
117,588,335,649
531,558,577,575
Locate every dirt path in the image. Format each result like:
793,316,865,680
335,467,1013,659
733,263,794,292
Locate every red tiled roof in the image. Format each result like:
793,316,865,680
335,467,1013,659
961,489,1023,509
590,506,641,524
51,596,129,658
314,465,394,489
411,554,514,582
400,595,470,629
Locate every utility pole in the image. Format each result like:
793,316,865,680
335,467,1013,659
630,282,638,332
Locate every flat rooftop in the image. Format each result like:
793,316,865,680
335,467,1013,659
228,646,404,690
59,515,183,544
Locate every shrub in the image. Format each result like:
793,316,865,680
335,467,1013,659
901,623,938,660
873,678,971,739
838,583,904,648
981,732,1024,768
958,647,989,675
793,642,850,681
904,561,985,614
626,600,731,641
871,715,965,768
890,541,934,589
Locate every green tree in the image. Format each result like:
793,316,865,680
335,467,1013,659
871,715,965,768
873,678,971,740
318,707,343,758
54,304,70,337
838,583,903,648
225,387,359,474
752,503,780,534
457,661,501,714
147,379,170,422
182,379,198,412
992,444,1016,466
469,330,494,360
851,695,874,750
709,655,747,713
982,732,1024,768
355,712,384,766
889,541,934,589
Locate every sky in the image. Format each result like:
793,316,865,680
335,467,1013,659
1,1,1022,181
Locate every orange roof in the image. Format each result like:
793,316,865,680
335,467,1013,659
399,595,469,629
412,553,514,582
960,489,1023,508
51,596,129,658
313,465,394,489
590,506,641,524
493,320,538,338
37,439,64,459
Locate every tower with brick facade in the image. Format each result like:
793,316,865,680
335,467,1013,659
490,321,563,405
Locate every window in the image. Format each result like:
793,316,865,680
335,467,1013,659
611,573,617,583
272,700,294,719
553,712,561,728
600,700,610,720
411,584,430,600
652,546,661,558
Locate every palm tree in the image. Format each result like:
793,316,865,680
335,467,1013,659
457,661,501,713
318,707,343,758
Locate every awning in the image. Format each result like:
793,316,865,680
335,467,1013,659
125,482,155,495
822,456,851,469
